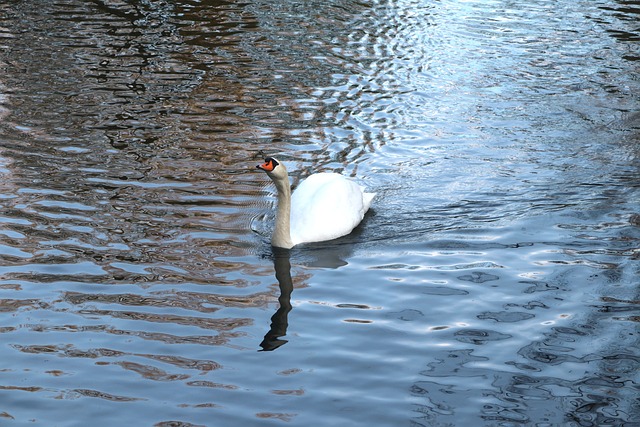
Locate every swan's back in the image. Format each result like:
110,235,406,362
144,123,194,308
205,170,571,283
290,173,375,245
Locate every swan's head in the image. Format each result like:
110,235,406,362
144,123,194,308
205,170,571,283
257,157,288,180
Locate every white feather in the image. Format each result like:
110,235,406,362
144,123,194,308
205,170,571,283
290,173,374,246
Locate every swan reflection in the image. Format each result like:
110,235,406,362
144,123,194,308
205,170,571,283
258,237,361,351
259,248,294,351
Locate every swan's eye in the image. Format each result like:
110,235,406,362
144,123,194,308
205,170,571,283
265,157,279,167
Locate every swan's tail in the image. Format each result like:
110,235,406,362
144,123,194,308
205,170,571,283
363,192,376,212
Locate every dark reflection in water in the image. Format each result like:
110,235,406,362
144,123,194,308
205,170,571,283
0,0,639,425
258,238,361,351
260,248,294,352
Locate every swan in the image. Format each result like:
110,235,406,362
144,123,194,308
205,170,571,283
257,157,375,249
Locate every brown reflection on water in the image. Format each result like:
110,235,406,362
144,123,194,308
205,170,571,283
0,0,377,277
0,0,348,367
0,2,332,415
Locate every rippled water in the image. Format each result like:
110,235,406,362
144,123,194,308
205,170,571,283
1,0,639,425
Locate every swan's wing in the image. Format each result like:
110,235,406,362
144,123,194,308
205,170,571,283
290,173,371,245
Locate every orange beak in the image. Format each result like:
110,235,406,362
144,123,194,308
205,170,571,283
257,159,275,172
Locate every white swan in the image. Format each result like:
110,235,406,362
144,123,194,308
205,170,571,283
257,157,375,249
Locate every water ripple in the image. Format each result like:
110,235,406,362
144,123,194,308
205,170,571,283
0,0,638,425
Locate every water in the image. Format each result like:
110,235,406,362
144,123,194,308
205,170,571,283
0,0,638,425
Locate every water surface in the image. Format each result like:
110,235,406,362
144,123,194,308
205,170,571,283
0,0,639,426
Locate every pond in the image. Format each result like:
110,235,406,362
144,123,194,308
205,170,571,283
0,0,639,425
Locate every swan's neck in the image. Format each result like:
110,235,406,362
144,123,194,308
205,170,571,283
271,175,294,249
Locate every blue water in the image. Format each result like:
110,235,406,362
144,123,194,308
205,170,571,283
0,0,638,425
